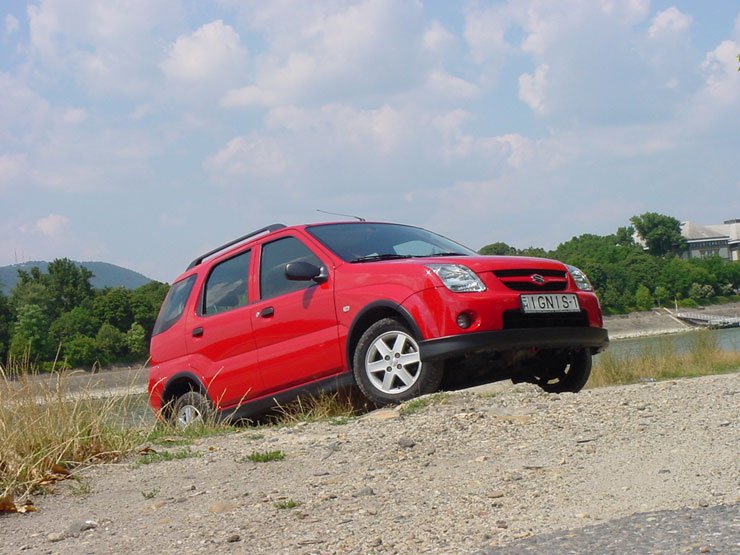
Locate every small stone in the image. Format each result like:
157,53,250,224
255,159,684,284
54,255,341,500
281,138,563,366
398,437,416,449
47,532,66,542
699,547,710,553
487,491,504,499
226,534,240,543
475,455,488,462
352,487,375,497
67,519,98,537
363,409,400,421
208,501,237,514
369,538,382,547
496,520,508,529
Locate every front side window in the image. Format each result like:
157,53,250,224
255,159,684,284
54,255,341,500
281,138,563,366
153,275,197,335
202,250,251,315
260,237,322,299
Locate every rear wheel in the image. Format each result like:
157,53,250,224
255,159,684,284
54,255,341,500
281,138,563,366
353,318,443,405
529,350,592,393
171,391,212,427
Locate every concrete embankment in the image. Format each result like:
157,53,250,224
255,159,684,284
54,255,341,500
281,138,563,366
604,302,740,340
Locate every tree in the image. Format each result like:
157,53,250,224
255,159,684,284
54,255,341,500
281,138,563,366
125,322,149,359
10,304,52,360
64,335,100,368
654,286,670,307
50,305,101,345
96,323,127,362
94,287,134,331
0,291,12,361
46,258,94,314
634,285,653,311
630,212,687,257
479,242,517,256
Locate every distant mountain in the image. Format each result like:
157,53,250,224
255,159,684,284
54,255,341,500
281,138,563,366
0,261,155,294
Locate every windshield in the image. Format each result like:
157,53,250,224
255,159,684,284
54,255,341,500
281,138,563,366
306,223,476,262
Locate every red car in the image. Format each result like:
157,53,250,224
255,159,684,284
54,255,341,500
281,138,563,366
149,222,608,425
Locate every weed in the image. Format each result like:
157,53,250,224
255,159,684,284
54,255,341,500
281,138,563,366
245,433,265,441
69,478,93,497
590,330,740,388
272,391,364,425
242,450,285,463
141,487,160,499
135,449,200,467
399,392,449,416
273,499,300,509
0,362,144,500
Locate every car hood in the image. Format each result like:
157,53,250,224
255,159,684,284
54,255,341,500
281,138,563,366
415,255,569,274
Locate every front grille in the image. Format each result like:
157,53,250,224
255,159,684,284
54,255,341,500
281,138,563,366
494,269,566,278
493,269,568,292
504,282,567,291
503,309,589,329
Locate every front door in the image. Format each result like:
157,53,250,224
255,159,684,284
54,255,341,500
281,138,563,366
252,235,343,394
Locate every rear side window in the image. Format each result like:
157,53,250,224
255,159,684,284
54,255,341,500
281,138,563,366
260,237,322,299
152,275,197,336
202,250,251,315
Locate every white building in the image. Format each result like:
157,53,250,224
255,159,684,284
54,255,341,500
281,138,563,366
681,219,740,261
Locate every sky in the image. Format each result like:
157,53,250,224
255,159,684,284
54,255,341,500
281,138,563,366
1,0,739,283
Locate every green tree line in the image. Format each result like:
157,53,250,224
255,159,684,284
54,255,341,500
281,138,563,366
0,258,168,369
479,212,740,314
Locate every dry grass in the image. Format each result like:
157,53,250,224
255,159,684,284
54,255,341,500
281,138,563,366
0,359,144,502
590,330,740,388
271,389,369,425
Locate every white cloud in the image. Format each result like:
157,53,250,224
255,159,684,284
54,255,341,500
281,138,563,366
0,153,27,191
423,21,456,55
160,20,247,82
648,7,692,39
518,64,549,114
205,136,287,179
5,14,19,35
222,0,427,108
700,40,740,106
425,71,480,100
59,107,87,125
34,214,70,238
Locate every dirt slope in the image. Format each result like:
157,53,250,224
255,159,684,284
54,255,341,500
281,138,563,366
2,373,738,554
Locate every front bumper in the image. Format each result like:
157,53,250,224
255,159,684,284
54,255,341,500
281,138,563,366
418,327,609,362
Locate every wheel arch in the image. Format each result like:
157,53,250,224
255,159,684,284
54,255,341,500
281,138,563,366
161,372,211,416
346,301,421,369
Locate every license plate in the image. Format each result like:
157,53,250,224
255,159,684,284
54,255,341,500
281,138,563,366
520,294,580,313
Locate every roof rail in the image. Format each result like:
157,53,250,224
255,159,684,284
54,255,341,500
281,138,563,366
187,224,286,269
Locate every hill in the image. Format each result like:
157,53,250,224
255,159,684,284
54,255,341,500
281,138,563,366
0,261,154,294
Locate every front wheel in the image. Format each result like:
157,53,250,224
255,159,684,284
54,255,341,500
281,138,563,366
529,350,592,393
353,318,443,405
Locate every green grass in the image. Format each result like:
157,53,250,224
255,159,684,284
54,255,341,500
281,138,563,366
399,392,449,416
590,330,740,387
274,499,301,509
135,448,201,466
241,450,285,463
141,487,160,499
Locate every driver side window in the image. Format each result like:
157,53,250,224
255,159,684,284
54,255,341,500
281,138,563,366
260,237,322,299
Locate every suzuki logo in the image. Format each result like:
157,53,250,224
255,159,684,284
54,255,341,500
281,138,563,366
531,274,545,285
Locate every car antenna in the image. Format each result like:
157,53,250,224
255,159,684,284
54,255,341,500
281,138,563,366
316,209,366,222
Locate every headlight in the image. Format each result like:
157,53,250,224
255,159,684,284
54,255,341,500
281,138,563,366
427,264,486,293
566,265,593,291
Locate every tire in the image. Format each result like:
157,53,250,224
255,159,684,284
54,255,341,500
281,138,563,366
530,350,592,393
171,391,212,427
353,318,443,404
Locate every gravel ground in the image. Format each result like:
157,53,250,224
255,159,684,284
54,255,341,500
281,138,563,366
2,372,738,554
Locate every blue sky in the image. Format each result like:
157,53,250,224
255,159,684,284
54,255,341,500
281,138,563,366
1,0,739,282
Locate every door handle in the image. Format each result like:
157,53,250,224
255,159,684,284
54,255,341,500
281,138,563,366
259,307,275,318
192,327,204,337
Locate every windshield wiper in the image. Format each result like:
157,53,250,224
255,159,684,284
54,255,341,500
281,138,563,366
351,254,416,263
418,252,468,257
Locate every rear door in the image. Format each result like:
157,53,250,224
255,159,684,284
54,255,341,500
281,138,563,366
252,235,343,394
186,249,265,408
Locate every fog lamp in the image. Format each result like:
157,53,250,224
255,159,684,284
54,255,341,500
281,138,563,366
456,312,473,329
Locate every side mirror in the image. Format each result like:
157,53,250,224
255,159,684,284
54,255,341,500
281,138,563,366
285,261,329,284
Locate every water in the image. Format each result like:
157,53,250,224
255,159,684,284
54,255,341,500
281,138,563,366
600,327,739,360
